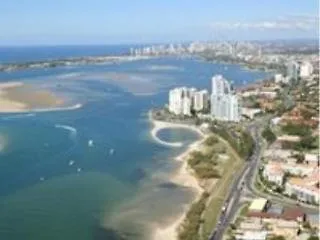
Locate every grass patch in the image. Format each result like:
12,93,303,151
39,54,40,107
201,140,244,240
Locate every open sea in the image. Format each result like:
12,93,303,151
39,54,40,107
0,45,270,240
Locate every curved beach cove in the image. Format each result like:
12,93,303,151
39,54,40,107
150,113,204,148
0,48,270,240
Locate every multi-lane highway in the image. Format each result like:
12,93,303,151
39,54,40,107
209,123,261,240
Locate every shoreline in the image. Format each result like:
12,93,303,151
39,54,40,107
0,103,83,114
149,111,207,240
0,81,83,114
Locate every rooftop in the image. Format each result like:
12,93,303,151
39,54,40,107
248,198,268,212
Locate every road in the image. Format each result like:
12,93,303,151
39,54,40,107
208,119,319,240
209,123,261,240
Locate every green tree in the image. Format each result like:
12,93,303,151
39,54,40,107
307,236,319,240
270,235,286,240
262,126,276,143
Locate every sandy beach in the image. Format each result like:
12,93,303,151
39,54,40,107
0,81,81,113
0,82,27,112
149,112,207,240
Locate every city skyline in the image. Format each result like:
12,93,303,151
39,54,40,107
0,0,319,46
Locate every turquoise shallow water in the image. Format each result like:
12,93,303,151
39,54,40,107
0,48,270,240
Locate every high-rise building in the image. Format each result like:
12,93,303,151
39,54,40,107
211,75,231,95
210,75,240,122
168,87,193,116
193,90,209,112
300,62,313,78
287,61,300,81
169,88,183,115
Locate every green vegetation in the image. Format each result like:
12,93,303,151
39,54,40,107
178,192,209,240
281,123,318,150
209,123,254,159
188,149,221,179
307,236,320,240
270,235,286,240
281,123,311,136
201,136,244,239
262,126,276,143
204,136,219,146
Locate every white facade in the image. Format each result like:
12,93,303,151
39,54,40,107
262,164,284,186
193,90,209,111
287,61,300,81
211,75,240,122
169,88,184,115
300,62,313,78
235,231,268,240
182,96,192,116
168,87,195,116
211,75,231,95
169,87,211,116
274,74,290,84
285,182,319,204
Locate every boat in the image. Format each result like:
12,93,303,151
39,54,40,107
77,168,82,172
40,177,45,181
88,140,94,147
69,160,75,166
109,148,115,155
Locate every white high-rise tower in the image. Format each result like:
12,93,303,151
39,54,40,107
210,75,240,122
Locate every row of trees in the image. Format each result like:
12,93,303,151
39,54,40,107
178,192,209,240
209,124,254,160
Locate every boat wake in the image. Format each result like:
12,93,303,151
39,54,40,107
55,124,77,138
1,113,35,120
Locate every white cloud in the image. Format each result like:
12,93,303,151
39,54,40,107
210,15,319,31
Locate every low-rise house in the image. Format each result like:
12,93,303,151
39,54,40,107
263,149,297,161
306,214,320,230
304,153,320,165
239,221,265,231
281,207,306,222
235,231,268,240
248,198,269,212
263,163,284,186
285,172,319,204
277,135,301,143
282,163,314,177
241,108,262,119
271,219,300,240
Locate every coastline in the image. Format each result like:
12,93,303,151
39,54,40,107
149,111,207,240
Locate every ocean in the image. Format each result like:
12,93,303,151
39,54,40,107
0,46,270,240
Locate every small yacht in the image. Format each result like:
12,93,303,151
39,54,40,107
109,148,115,155
77,168,82,172
69,160,75,166
88,140,94,147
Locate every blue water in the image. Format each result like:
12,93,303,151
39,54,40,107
0,46,270,240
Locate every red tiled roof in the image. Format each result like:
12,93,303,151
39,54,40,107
247,211,280,219
281,208,305,221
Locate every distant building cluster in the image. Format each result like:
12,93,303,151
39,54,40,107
286,61,314,81
273,61,314,85
168,75,240,122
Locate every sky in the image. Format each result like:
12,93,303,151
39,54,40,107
0,0,319,45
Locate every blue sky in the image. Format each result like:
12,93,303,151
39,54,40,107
0,0,318,45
